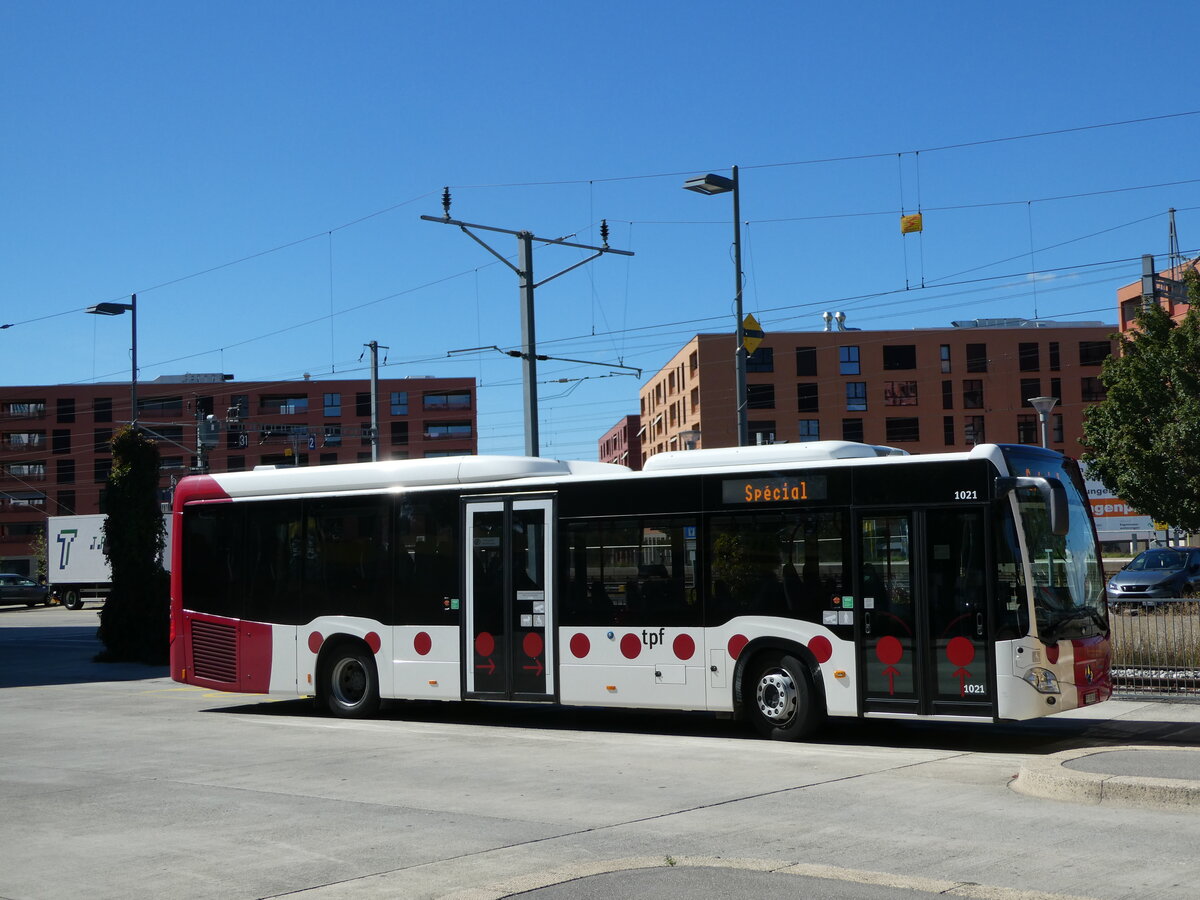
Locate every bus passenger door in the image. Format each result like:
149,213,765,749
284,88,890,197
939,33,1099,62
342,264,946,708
463,496,555,701
858,513,919,714
923,507,992,716
858,508,993,717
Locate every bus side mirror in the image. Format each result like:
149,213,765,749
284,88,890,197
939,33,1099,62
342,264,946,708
995,476,1069,537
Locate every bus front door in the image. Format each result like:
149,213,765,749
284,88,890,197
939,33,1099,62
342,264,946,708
858,508,993,717
464,497,555,701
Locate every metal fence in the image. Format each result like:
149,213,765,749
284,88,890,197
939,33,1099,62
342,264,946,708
1109,601,1200,695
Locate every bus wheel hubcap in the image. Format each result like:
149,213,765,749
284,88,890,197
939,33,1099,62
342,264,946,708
332,659,365,706
757,669,797,723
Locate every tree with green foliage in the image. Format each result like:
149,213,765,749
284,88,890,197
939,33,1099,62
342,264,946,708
1082,268,1200,532
96,426,169,664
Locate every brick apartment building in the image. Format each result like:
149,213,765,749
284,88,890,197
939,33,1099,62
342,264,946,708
0,374,476,574
635,317,1116,466
1118,257,1199,332
597,414,642,470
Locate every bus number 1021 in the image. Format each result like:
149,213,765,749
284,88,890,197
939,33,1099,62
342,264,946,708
954,490,979,500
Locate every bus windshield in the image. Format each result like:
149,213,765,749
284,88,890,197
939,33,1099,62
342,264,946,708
1002,448,1107,643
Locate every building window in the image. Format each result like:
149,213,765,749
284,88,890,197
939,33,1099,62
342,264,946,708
966,343,988,372
390,391,408,415
93,429,112,452
943,416,955,446
798,419,820,441
139,395,184,417
940,345,951,374
746,384,775,410
1020,379,1041,403
57,398,76,423
93,397,113,423
93,458,112,483
356,392,372,417
52,430,70,454
1052,414,1063,444
1019,343,1040,372
1081,377,1106,402
259,395,309,415
323,425,342,447
227,455,246,472
1050,377,1061,399
391,421,409,445
749,421,776,445
319,453,339,466
845,382,867,411
57,490,76,515
423,391,472,411
746,347,774,373
882,344,917,370
1049,342,1060,371
424,422,472,440
964,416,985,445
963,380,983,409
942,380,953,410
884,381,917,406
842,418,864,443
885,417,920,443
323,393,341,417
1078,340,1109,367
1017,414,1038,444
839,346,860,376
795,346,817,376
55,459,75,484
797,384,819,413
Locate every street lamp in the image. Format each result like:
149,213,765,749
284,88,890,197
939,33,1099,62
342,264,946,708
1028,395,1058,449
86,294,138,426
684,167,747,447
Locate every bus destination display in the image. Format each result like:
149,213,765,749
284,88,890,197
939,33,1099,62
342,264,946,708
723,474,828,505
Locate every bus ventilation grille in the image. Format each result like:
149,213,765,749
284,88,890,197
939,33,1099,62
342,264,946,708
190,619,237,683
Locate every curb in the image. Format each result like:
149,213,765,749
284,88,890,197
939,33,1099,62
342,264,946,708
1012,745,1200,809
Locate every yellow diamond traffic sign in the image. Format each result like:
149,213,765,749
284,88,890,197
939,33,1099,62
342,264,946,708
742,313,764,355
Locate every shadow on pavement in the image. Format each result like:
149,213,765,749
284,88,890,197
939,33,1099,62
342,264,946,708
0,615,167,688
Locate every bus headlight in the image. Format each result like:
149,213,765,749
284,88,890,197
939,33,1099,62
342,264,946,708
1023,667,1060,694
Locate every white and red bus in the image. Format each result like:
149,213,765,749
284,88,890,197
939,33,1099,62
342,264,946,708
169,441,1111,740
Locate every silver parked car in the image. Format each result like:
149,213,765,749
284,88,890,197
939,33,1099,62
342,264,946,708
1106,547,1200,607
0,573,50,607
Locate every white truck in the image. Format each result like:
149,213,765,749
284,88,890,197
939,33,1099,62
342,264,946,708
46,514,171,610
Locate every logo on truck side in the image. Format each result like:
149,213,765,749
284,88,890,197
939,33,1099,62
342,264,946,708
56,529,79,569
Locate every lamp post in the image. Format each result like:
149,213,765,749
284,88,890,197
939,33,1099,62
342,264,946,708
684,167,747,447
86,294,138,426
1028,395,1058,449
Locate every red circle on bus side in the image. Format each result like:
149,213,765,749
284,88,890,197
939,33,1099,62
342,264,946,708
413,632,432,656
570,633,591,658
876,635,903,665
365,632,381,654
523,632,544,659
475,631,495,658
809,635,833,663
673,634,696,660
307,632,323,654
620,633,642,659
727,634,749,660
1045,643,1060,664
946,636,975,667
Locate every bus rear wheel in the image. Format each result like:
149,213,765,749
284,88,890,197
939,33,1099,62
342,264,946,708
746,651,824,741
320,645,380,718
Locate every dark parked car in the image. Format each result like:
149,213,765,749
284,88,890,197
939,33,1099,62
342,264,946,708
0,573,50,607
1106,547,1200,607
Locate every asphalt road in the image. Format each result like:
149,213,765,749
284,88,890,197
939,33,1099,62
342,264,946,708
3,603,1200,900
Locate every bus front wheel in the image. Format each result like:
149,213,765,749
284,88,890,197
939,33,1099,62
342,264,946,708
746,651,824,741
319,644,380,719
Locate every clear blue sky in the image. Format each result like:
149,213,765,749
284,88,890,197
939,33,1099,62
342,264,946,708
3,2,1198,459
